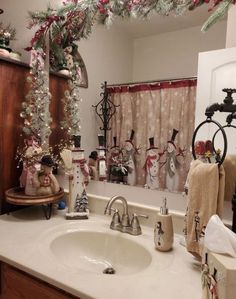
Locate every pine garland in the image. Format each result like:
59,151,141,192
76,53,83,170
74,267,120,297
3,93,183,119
26,0,236,59
201,0,233,32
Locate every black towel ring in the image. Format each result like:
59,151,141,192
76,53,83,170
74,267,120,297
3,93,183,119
212,124,236,155
192,118,228,166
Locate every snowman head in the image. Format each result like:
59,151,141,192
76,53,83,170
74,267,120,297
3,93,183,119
167,141,176,153
125,141,133,152
125,130,135,152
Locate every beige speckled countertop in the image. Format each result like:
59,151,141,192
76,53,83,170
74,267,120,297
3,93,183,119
0,198,202,299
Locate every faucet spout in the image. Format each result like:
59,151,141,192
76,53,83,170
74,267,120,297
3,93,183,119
104,195,129,215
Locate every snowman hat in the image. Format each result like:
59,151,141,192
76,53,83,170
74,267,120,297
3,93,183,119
40,155,55,167
146,137,158,151
125,129,135,146
111,136,120,149
72,135,81,148
89,151,98,161
96,134,106,150
167,129,179,148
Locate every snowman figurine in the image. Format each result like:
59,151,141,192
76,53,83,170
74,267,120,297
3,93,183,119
66,135,90,219
123,130,136,186
144,137,160,190
96,134,107,181
33,155,60,196
19,135,43,196
165,129,180,192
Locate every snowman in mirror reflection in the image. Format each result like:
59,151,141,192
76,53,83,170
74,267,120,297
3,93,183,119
96,134,107,181
163,129,186,192
144,137,160,189
165,129,180,191
123,130,136,186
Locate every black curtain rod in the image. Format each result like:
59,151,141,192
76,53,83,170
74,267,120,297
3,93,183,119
107,76,197,87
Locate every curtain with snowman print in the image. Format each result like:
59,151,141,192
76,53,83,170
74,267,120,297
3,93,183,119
107,79,197,193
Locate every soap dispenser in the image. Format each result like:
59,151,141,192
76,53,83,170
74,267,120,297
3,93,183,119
154,198,173,251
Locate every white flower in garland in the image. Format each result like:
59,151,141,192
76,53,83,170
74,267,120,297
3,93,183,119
61,62,82,140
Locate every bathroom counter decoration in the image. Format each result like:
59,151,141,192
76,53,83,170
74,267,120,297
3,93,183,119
60,136,90,220
154,198,174,252
5,187,64,219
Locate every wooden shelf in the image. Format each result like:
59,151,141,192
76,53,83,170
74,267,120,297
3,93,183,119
5,187,64,206
4,188,65,219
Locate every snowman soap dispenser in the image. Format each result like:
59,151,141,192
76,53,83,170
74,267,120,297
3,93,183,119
154,198,173,251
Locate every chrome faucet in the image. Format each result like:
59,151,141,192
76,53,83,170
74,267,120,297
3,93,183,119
104,195,148,235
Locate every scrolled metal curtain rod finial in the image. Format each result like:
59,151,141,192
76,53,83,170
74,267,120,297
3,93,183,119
92,81,120,148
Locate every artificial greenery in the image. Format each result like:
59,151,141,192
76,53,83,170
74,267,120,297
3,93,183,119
20,49,52,147
60,61,82,138
26,0,236,70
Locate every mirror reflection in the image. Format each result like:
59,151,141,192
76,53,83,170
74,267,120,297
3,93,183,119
0,0,228,197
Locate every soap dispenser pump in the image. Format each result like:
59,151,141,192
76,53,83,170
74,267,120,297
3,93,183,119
154,198,173,251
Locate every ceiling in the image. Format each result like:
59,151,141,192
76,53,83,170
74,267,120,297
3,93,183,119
113,6,226,38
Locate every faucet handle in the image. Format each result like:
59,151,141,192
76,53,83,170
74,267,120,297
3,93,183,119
130,213,148,235
110,208,121,230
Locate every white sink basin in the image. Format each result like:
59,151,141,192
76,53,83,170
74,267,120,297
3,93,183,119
50,230,152,275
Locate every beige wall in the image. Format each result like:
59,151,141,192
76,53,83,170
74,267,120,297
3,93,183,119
77,25,133,154
132,21,227,82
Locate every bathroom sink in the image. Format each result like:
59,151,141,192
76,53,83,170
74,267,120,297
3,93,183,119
50,230,152,275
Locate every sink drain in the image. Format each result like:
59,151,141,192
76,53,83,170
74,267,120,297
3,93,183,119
103,267,116,275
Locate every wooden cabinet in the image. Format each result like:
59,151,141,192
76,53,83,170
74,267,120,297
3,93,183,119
0,57,68,214
0,262,80,299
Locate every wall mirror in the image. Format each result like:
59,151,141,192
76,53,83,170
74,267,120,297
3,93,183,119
0,0,229,210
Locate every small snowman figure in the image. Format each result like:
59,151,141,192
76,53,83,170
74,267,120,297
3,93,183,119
165,129,180,192
20,135,43,196
88,151,98,180
96,134,107,181
33,155,60,196
66,135,90,219
143,137,160,189
123,130,136,186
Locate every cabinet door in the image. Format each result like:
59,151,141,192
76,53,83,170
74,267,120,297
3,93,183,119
0,61,28,213
1,263,80,299
195,47,236,154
